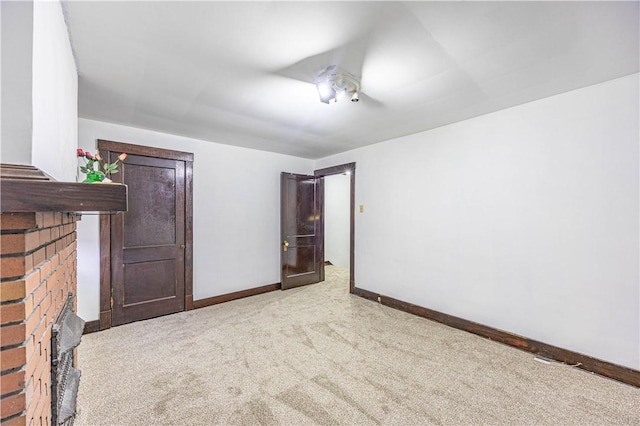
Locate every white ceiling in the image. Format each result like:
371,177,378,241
62,1,639,159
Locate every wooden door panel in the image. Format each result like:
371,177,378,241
281,173,322,289
123,260,177,305
292,182,316,235
124,161,178,247
111,153,185,325
286,245,316,274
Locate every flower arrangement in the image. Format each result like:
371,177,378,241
77,149,127,183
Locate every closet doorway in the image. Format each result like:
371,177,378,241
315,163,355,292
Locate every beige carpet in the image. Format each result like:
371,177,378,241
76,266,639,425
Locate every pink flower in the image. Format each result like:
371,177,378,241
76,149,127,181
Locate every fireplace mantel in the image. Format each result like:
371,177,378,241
0,164,127,213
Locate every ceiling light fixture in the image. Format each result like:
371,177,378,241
315,65,360,104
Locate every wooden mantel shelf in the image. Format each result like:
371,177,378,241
0,164,127,213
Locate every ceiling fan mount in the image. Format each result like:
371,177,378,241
315,65,360,104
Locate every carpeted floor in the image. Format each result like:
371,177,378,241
76,266,639,425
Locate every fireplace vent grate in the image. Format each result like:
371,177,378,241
51,293,85,426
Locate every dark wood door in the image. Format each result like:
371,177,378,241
281,172,323,290
111,154,186,325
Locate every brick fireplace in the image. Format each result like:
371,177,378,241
0,164,127,425
1,212,80,424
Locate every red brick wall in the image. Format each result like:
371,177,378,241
1,212,79,425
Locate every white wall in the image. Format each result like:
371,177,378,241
1,1,33,164
31,0,78,181
0,0,77,178
324,174,350,268
76,119,313,321
315,74,640,370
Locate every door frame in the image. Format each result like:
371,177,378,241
314,162,356,293
97,140,194,331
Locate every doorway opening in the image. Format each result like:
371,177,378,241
315,162,355,293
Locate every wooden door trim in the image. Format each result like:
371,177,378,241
98,139,194,162
184,158,194,310
99,214,112,330
314,162,356,293
97,140,194,330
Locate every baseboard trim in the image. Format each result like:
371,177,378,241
352,287,639,388
83,319,100,335
193,282,281,309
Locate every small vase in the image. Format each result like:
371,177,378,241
83,171,105,183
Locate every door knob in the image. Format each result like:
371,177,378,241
282,240,289,252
